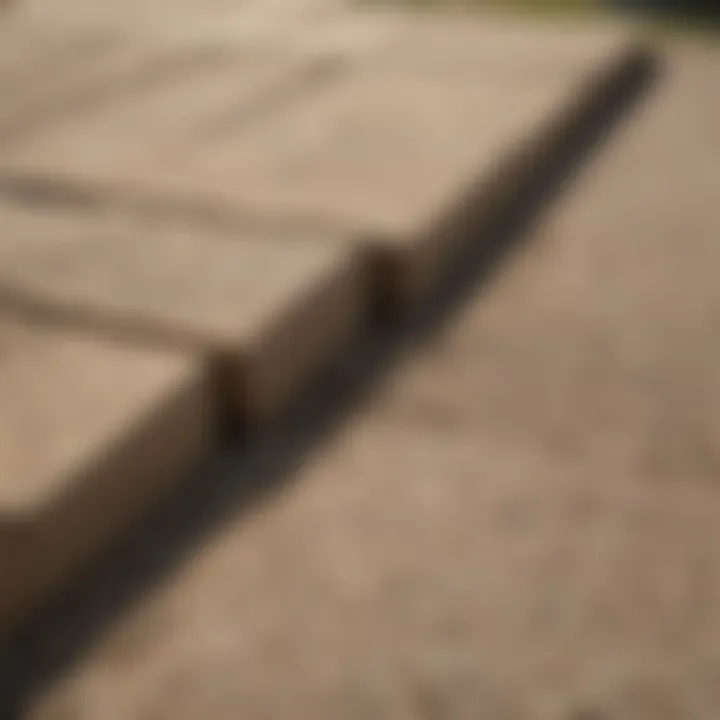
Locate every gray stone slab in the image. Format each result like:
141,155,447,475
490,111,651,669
0,318,211,635
0,203,365,426
0,17,647,312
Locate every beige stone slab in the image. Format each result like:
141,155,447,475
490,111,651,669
0,27,202,143
0,17,649,311
18,0,346,40
0,203,365,426
26,420,720,720
0,18,351,145
0,318,211,636
0,46,353,168
372,44,720,483
202,20,643,237
0,30,333,149
355,13,640,75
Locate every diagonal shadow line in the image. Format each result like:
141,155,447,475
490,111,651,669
0,51,661,719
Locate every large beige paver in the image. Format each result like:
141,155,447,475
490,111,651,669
0,39,353,162
17,0,347,38
0,202,365,426
0,318,211,636
25,41,720,720
0,29,339,150
0,17,650,312
0,26,217,143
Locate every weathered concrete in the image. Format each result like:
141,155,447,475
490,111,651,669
24,41,720,720
0,32,335,150
18,0,347,37
23,433,720,719
0,203,365,426
373,41,720,482
0,17,650,313
0,319,211,636
0,28,197,143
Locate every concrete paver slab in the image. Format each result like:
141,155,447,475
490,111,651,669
0,319,211,636
0,17,648,312
0,32,337,150
0,27,209,143
17,0,347,39
0,203,365,426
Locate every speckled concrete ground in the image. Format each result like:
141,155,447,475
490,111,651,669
12,33,720,720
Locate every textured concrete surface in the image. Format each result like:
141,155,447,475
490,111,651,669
0,202,365,425
373,41,720,483
0,40,336,154
0,16,644,311
28,429,720,720
3,0,352,54
24,40,720,720
0,26,205,142
0,4,380,152
0,319,210,636
9,0,346,30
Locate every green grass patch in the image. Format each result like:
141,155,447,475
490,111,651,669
358,0,720,43
360,0,598,12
